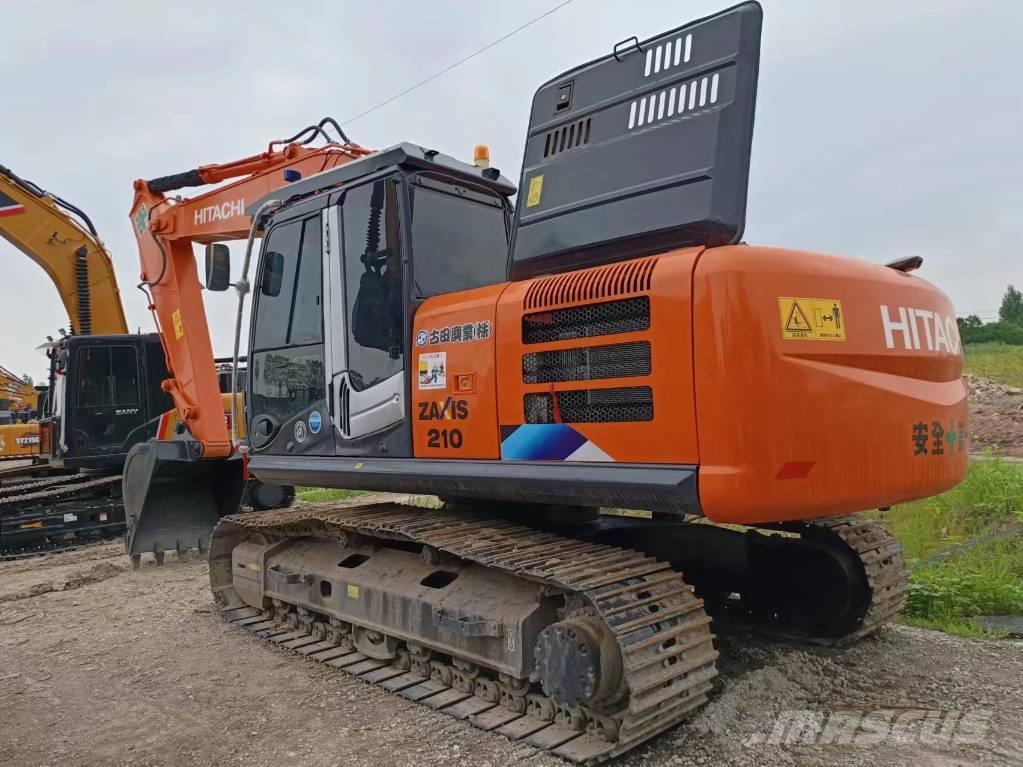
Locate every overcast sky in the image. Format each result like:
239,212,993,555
3,0,1020,382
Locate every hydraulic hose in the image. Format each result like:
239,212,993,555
74,246,92,335
0,164,99,236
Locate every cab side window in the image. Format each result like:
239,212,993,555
250,216,325,435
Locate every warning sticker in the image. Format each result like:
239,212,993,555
418,352,447,390
526,175,544,207
778,297,846,341
172,308,185,339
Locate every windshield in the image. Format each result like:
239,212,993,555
410,180,508,297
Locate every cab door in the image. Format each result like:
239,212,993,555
247,204,333,456
326,175,411,457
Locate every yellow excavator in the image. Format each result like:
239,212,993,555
0,165,292,557
0,364,41,461
0,364,39,415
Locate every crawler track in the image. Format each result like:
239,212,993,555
749,514,910,646
211,501,719,763
0,537,109,561
808,515,909,644
0,473,113,505
0,475,124,559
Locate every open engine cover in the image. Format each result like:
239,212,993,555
510,2,762,279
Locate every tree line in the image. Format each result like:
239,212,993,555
957,285,1023,345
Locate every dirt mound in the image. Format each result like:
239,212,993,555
966,375,1023,458
0,559,126,604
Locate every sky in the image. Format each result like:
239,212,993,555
2,0,1020,382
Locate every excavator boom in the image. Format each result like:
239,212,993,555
123,129,369,556
130,140,370,458
0,165,128,335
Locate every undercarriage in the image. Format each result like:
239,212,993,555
0,471,124,559
209,498,907,763
0,461,295,561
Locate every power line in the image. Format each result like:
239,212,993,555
341,0,574,127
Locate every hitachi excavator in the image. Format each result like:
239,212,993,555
125,4,967,761
0,164,293,557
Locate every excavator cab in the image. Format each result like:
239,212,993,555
242,146,514,460
43,334,172,470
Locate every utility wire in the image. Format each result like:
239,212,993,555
341,0,574,126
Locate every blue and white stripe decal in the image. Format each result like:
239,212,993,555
500,424,614,462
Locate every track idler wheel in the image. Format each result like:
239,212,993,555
533,617,623,709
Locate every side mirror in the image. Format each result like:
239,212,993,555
205,243,231,291
260,252,285,297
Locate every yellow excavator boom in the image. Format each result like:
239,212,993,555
0,165,128,335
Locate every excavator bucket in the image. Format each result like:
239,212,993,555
122,440,245,562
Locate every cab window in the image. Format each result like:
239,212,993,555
410,178,508,297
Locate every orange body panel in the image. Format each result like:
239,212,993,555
411,284,504,459
693,245,968,524
495,250,702,464
408,242,965,526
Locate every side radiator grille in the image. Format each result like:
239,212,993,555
543,117,592,158
522,296,650,345
523,341,651,384
524,386,653,424
523,257,658,311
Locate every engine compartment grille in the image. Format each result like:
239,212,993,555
522,296,650,345
522,341,651,384
524,386,653,424
523,257,657,310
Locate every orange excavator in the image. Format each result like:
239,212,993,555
126,4,967,761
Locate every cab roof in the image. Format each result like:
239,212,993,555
247,142,517,217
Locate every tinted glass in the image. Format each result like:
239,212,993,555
111,347,140,405
252,221,301,350
76,346,139,407
250,346,325,426
342,179,404,391
77,347,108,407
290,219,323,345
411,183,507,297
252,217,322,350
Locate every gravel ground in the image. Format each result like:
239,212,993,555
0,543,1020,767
